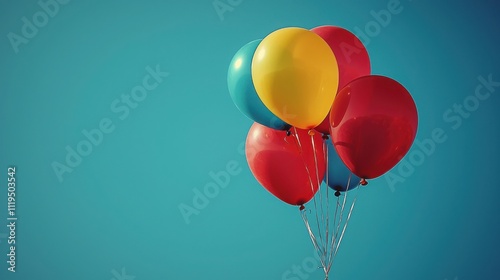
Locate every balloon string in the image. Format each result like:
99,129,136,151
292,128,314,194
327,178,361,273
331,184,360,269
300,209,327,270
333,195,357,260
324,140,330,267
310,133,326,262
328,195,340,271
327,173,351,271
292,127,325,248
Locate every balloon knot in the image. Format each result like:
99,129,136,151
360,178,368,186
308,130,315,136
322,134,329,140
286,130,291,136
299,205,305,211
334,190,341,197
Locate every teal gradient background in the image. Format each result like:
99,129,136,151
1,0,499,279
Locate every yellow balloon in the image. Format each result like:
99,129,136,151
252,27,339,129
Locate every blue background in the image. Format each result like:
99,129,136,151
1,0,499,279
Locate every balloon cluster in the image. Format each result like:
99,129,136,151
228,26,418,206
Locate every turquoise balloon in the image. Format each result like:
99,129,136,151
227,40,290,130
325,139,360,192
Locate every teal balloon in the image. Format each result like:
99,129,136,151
325,139,360,192
227,40,290,130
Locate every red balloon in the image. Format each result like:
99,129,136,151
246,123,325,206
312,26,371,134
329,75,418,179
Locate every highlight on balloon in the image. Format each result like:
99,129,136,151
227,25,418,280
